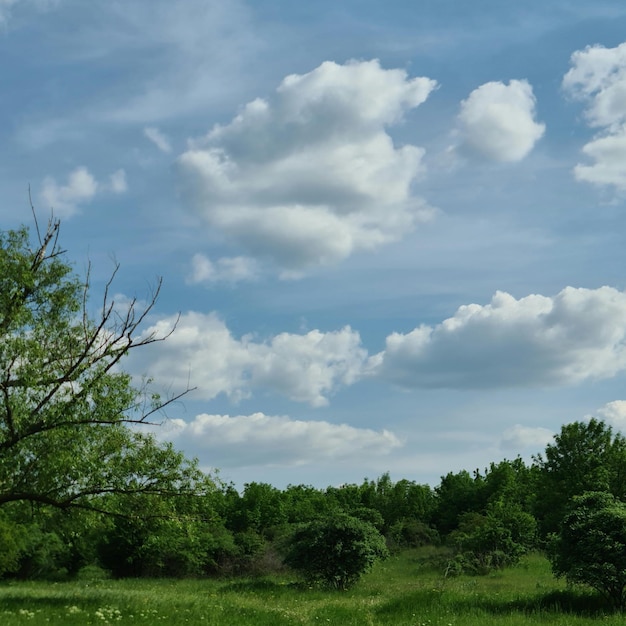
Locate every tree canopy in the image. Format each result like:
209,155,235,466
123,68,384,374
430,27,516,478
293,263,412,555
549,491,626,611
0,219,202,515
533,419,626,536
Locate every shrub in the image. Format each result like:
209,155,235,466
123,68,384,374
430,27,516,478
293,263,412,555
283,513,388,590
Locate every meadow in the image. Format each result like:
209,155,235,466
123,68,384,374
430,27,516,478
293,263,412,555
0,549,620,626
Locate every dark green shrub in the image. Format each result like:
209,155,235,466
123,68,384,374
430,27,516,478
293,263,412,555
283,513,388,590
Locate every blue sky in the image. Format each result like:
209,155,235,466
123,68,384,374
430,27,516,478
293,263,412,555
4,0,626,489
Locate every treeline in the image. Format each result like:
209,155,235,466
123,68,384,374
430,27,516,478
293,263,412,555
1,417,623,582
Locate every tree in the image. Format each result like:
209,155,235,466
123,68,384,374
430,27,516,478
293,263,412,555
283,513,388,590
433,469,487,535
534,419,626,536
549,491,626,611
0,218,203,515
448,500,536,574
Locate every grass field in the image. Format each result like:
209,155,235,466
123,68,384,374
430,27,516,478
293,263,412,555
0,550,620,625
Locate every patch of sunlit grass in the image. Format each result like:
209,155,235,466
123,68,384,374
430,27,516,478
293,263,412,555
0,551,623,625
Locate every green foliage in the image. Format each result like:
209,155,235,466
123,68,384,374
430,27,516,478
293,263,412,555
283,512,389,590
434,469,487,535
448,501,537,575
387,517,439,550
0,221,207,516
549,491,626,610
227,482,287,536
0,510,26,576
534,419,626,536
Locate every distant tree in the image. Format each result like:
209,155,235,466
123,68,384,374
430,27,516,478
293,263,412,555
534,419,626,536
225,482,287,537
482,458,536,513
282,484,330,524
449,499,536,574
433,470,487,535
283,513,388,590
0,218,204,515
549,491,626,611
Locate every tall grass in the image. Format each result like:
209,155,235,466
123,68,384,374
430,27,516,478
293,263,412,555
0,551,621,625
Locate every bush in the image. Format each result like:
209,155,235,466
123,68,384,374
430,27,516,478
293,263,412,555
448,502,536,575
387,518,439,550
283,513,388,590
549,491,626,611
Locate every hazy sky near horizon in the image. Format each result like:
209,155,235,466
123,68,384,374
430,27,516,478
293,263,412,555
3,0,626,488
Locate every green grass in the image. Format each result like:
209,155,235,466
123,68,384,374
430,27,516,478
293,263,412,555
0,551,621,625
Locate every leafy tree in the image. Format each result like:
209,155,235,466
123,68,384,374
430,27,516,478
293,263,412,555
283,513,388,590
448,500,536,574
282,484,330,524
228,482,287,536
549,491,626,611
97,491,232,578
534,419,626,536
0,219,204,514
433,469,487,535
482,458,536,513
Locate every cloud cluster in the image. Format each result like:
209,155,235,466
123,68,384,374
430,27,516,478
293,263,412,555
127,286,626,409
177,59,438,270
563,42,626,188
160,412,402,468
371,286,626,389
499,424,554,451
39,166,127,217
457,80,545,162
593,400,626,431
187,253,258,284
131,312,367,406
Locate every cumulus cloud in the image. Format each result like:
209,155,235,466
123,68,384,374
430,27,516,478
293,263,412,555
144,126,172,153
371,286,626,389
129,312,368,406
457,80,545,162
39,167,98,217
158,412,402,467
177,59,438,270
563,42,626,189
499,424,554,452
39,166,127,217
187,253,258,284
593,400,626,431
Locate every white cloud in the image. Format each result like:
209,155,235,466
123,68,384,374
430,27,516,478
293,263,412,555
499,424,554,451
158,412,402,468
39,166,98,217
144,126,172,153
187,253,258,284
457,80,545,162
593,400,626,431
177,59,438,270
563,42,626,129
372,286,626,389
129,312,368,406
563,42,626,189
39,166,127,217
